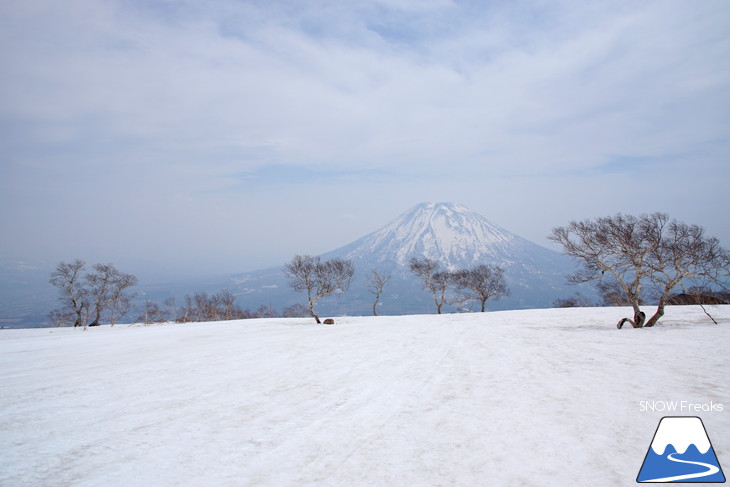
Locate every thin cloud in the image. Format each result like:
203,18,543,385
0,0,728,275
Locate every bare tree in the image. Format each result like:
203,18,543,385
193,292,213,321
214,290,234,320
549,213,730,328
367,270,391,316
85,263,138,327
106,269,137,326
174,290,241,323
136,300,167,324
178,294,195,323
108,292,135,326
80,295,93,329
452,264,509,312
48,308,75,327
408,257,453,314
284,255,355,323
553,292,593,308
49,259,87,327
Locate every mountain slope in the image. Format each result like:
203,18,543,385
228,202,583,315
328,202,550,268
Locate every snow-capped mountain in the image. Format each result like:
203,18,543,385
227,202,584,315
324,202,567,271
329,202,520,267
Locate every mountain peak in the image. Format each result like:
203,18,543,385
414,201,466,211
233,202,580,314
327,202,539,269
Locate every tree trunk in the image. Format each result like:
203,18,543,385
480,299,486,312
73,299,83,327
634,309,646,327
372,294,379,316
644,303,665,327
309,300,321,324
307,289,321,324
617,303,646,328
89,307,102,327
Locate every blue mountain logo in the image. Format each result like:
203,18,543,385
637,416,725,483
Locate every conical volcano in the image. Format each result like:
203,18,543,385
325,202,566,270
226,202,583,315
316,202,576,312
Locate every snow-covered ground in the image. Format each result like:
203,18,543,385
1,306,728,486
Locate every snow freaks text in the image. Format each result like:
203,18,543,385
639,401,724,413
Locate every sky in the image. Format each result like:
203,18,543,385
1,0,729,280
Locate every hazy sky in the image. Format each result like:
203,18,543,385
2,0,729,279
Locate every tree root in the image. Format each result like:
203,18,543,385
617,311,646,329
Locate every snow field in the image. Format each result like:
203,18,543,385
1,306,728,486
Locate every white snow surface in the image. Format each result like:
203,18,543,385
2,306,728,486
